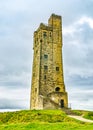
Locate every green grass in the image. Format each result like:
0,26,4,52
0,110,93,130
1,122,93,130
71,110,93,120
71,110,88,116
83,111,93,120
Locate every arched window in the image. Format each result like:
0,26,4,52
55,87,60,92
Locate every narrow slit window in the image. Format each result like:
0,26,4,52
44,65,48,70
50,32,52,37
44,54,48,59
44,75,46,79
56,67,59,71
40,39,42,43
35,88,37,92
36,50,38,53
43,32,47,37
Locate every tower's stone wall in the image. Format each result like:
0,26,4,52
30,14,68,110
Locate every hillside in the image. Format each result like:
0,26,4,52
0,110,93,130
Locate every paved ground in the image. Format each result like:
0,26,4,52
68,115,93,123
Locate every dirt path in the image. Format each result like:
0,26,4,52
68,115,93,123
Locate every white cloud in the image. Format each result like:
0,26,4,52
0,87,30,100
0,86,30,109
77,16,93,29
67,87,93,110
62,15,93,110
63,16,93,77
63,16,93,37
63,26,77,36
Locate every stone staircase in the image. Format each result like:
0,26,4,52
47,97,60,109
41,95,61,109
40,95,72,111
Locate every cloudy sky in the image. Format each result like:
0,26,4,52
0,0,93,111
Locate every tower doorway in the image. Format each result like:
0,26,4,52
60,99,64,108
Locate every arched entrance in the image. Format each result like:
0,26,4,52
60,99,64,108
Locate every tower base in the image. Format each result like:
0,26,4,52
31,92,68,110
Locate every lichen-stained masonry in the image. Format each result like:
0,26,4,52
30,14,68,110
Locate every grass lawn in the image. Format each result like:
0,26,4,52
0,110,93,130
1,122,93,130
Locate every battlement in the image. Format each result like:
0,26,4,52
37,23,52,31
49,13,61,19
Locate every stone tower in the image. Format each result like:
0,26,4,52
30,14,68,110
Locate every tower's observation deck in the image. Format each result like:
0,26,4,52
30,14,68,109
